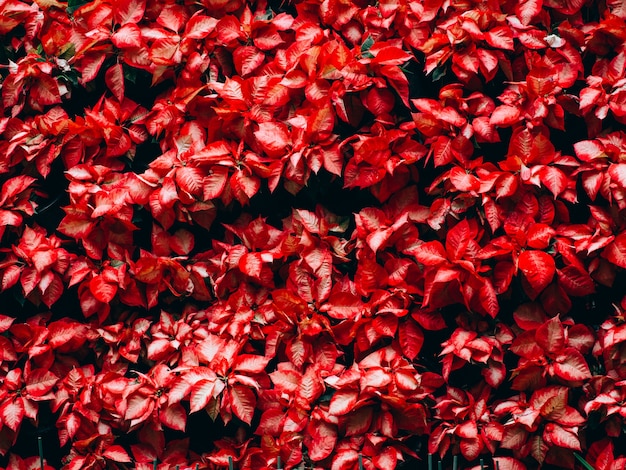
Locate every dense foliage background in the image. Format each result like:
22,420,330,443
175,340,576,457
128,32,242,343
2,0,626,468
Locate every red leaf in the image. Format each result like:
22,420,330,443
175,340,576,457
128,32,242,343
114,0,146,24
329,389,358,415
184,14,218,39
380,65,410,107
111,24,142,49
491,105,520,126
89,275,118,303
511,330,545,359
543,423,581,450
554,349,591,381
0,399,24,432
105,64,125,103
574,140,605,162
478,278,500,318
494,173,519,199
371,46,412,66
0,314,15,333
41,273,64,308
513,303,548,330
150,37,180,65
557,266,595,296
125,394,152,420
239,252,265,280
609,163,626,188
25,369,58,397
526,224,555,249
372,447,398,470
306,421,337,461
602,233,626,269
345,407,373,436
535,316,565,354
269,368,301,393
159,403,187,432
0,210,21,228
457,420,478,439
321,291,364,320
103,445,132,463
363,88,395,116
518,250,555,297
176,167,204,196
460,437,482,460
538,166,568,198
446,219,471,261
233,46,265,76
483,361,506,387
516,0,542,25
581,171,603,201
203,166,229,200
493,456,527,470
189,379,216,413
398,320,424,360
231,170,260,201
449,167,481,192
217,16,244,44
411,241,447,266
31,250,55,272
234,354,270,374
21,267,40,296
254,122,290,156
30,75,61,107
484,26,514,50
0,175,36,205
432,135,454,167
169,229,194,255
230,385,256,424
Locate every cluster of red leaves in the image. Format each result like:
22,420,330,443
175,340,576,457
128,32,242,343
3,0,626,468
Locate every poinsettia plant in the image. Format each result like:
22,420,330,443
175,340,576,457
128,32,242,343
3,0,626,468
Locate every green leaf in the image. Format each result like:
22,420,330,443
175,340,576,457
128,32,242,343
573,453,594,470
123,65,140,85
432,66,447,82
67,0,90,15
361,35,374,54
59,43,76,60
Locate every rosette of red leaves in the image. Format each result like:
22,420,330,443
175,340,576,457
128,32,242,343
3,0,626,469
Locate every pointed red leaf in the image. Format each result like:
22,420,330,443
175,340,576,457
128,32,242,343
111,24,142,49
535,316,565,354
329,389,358,416
160,403,187,432
0,399,24,432
484,26,514,50
490,105,520,127
89,275,118,303
203,166,229,200
538,166,568,198
516,0,542,25
554,349,591,381
543,423,581,450
398,319,424,361
189,379,217,413
26,369,58,397
574,140,605,162
609,163,626,188
518,250,555,296
233,46,265,76
230,384,256,424
602,233,626,269
103,445,132,463
493,457,527,470
306,421,337,461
